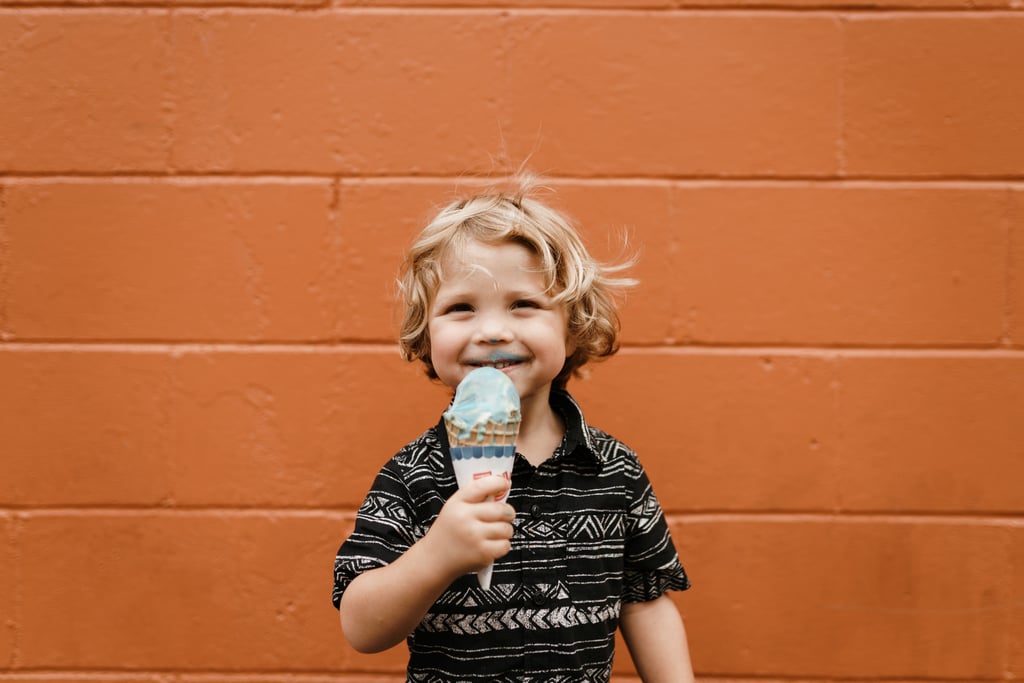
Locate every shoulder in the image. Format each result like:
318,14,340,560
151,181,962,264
584,425,645,478
388,423,448,472
375,423,456,507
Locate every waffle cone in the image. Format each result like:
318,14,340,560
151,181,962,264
445,417,521,448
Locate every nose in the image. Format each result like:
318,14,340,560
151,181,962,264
474,310,513,344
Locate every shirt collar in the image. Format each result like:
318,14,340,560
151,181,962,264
550,388,604,464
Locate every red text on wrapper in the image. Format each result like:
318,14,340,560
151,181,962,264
473,471,511,502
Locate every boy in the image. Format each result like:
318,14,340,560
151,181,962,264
333,181,694,682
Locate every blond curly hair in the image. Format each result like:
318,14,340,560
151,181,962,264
398,177,636,388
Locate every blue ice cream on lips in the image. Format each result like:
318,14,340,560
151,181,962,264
443,367,521,444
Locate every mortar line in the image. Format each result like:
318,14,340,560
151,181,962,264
0,675,1008,682
2,341,1024,354
4,172,1024,186
2,506,1021,524
0,4,1022,13
0,672,1009,681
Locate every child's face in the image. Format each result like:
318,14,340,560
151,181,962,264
427,239,574,411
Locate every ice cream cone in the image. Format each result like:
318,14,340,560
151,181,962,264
443,367,521,590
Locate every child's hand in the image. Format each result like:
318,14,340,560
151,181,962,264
424,475,516,579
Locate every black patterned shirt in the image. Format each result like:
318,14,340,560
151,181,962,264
332,389,690,682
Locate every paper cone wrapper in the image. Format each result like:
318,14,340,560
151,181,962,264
446,421,519,589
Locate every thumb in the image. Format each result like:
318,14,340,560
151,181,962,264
462,474,511,502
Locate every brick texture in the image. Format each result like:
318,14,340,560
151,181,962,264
2,2,1022,682
0,12,172,173
18,512,351,668
170,12,507,174
1010,189,1024,346
0,348,440,507
844,15,1024,177
834,355,1024,513
1011,528,1024,679
502,14,843,177
0,515,14,664
5,180,339,341
678,518,1018,677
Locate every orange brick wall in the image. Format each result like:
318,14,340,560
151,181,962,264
1,2,1022,682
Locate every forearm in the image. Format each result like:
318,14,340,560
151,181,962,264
339,476,515,653
339,537,458,652
620,595,694,683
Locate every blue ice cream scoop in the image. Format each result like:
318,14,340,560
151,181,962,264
443,367,521,444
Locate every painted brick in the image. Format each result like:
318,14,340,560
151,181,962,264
171,12,506,173
17,512,369,669
503,14,842,176
835,355,1024,513
1010,189,1024,347
5,180,338,340
1011,525,1024,679
325,12,506,174
0,515,14,664
0,348,441,507
844,16,1024,177
573,351,840,513
667,185,1008,345
675,518,1016,677
0,12,171,173
0,351,176,506
0,184,8,340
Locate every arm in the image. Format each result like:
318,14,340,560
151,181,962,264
339,475,515,653
619,594,695,683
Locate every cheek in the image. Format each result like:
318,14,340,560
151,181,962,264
427,322,461,357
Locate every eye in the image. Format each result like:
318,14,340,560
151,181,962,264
511,299,540,310
443,302,473,314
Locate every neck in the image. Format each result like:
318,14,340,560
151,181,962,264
516,388,564,467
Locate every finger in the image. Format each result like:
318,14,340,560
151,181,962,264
483,537,513,560
477,502,516,523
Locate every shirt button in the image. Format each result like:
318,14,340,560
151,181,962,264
529,504,541,518
531,591,547,606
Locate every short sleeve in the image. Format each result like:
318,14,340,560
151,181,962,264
622,461,690,603
332,460,421,609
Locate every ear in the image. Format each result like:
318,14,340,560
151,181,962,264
562,311,578,359
564,335,578,358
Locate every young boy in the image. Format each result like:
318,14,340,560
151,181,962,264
333,181,694,682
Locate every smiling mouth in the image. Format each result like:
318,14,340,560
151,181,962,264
468,360,523,370
467,353,527,370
